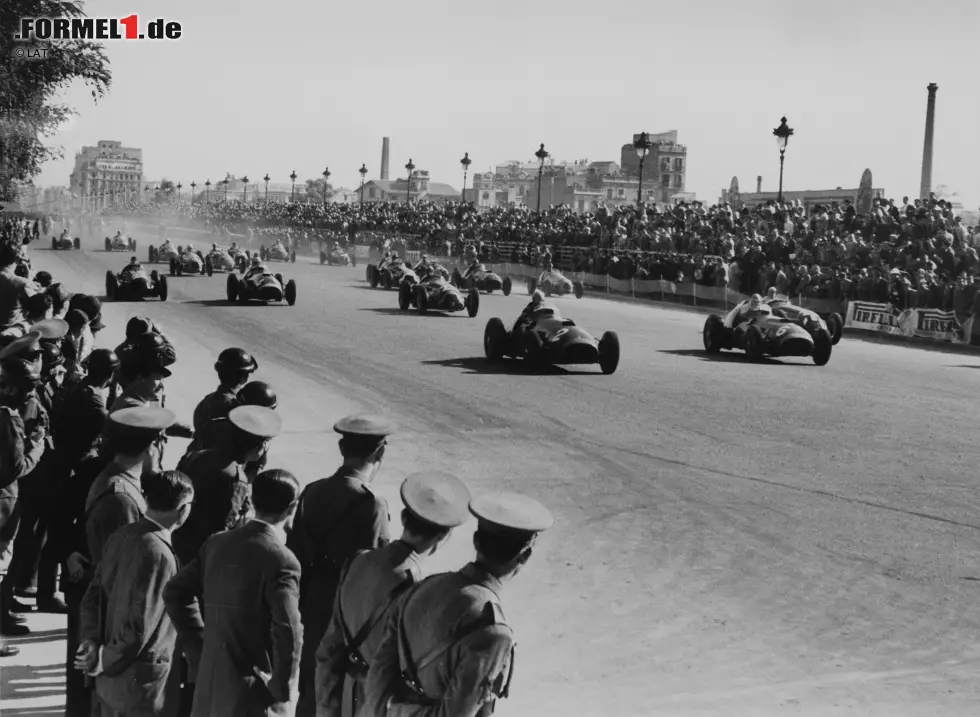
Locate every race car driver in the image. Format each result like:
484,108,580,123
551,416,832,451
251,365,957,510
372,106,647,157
734,293,772,328
244,255,267,281
511,289,561,348
270,237,287,256
121,256,142,276
462,258,485,280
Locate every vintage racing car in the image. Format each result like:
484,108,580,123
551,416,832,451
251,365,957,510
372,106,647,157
398,271,479,317
148,242,179,264
527,269,584,299
366,260,418,290
105,234,136,252
226,267,296,306
319,246,355,266
169,248,212,276
259,242,296,263
52,235,81,251
452,264,512,296
105,263,168,302
206,247,238,273
703,300,833,365
483,303,619,374
766,295,844,345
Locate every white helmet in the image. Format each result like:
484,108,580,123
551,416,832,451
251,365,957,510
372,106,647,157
748,293,763,311
531,289,545,304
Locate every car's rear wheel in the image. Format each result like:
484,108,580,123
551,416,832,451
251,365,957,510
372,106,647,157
130,240,137,252
398,282,411,311
466,288,480,318
502,276,512,296
370,267,379,288
104,238,111,251
813,330,832,366
382,271,393,291
703,315,725,353
73,237,81,250
573,281,585,299
150,270,160,284
285,279,297,306
169,258,176,276
826,313,844,345
226,273,239,302
526,277,537,295
484,318,508,361
157,275,168,302
745,326,764,362
598,331,620,375
414,285,428,314
105,271,117,300
51,238,56,250
206,258,214,277
176,264,183,277
290,252,296,263
319,251,326,265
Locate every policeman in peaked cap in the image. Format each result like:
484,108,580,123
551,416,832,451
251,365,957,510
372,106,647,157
363,491,552,717
0,330,42,365
289,414,396,717
30,318,69,343
314,471,471,717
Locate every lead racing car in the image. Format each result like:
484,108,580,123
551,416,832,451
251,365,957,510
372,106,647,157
483,299,620,374
319,245,355,266
226,263,296,306
105,260,168,302
105,233,136,252
148,241,179,264
702,297,833,365
259,241,296,263
169,247,212,277
452,263,512,296
51,235,81,251
527,268,584,299
366,257,418,290
398,269,479,317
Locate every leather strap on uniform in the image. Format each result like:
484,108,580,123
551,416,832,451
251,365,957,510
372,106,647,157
340,568,414,656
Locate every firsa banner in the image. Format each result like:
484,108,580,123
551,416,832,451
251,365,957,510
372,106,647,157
845,301,973,343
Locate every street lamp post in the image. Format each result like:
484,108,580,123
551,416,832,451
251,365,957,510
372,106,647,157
773,116,794,203
358,164,367,204
460,152,471,203
205,179,211,203
534,143,549,213
405,159,415,204
222,179,229,201
263,174,270,203
633,131,653,207
242,176,250,203
176,183,182,199
322,167,331,206
190,181,196,203
289,171,297,202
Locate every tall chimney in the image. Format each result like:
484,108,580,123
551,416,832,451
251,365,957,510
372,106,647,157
380,137,390,180
756,176,762,193
919,83,938,200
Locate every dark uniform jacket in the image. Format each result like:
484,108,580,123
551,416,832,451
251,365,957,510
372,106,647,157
54,381,109,475
0,404,46,525
187,386,237,453
84,460,148,567
286,467,390,716
171,449,250,566
315,540,422,717
79,518,182,717
163,520,303,717
363,563,515,717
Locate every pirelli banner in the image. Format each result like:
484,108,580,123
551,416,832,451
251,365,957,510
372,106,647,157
845,301,975,344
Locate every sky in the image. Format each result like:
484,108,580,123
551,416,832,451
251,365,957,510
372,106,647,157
33,0,980,207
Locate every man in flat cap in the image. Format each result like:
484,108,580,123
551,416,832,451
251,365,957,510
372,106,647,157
172,405,281,565
363,491,553,717
315,471,471,717
165,469,304,717
289,414,395,717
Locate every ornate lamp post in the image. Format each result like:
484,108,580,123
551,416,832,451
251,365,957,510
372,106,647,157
460,152,471,203
405,159,415,203
221,179,229,201
321,167,331,206
633,131,653,207
358,164,368,204
205,179,211,203
773,116,794,203
534,143,549,213
176,182,182,198
289,170,297,202
263,174,270,203
190,181,196,202
242,175,250,203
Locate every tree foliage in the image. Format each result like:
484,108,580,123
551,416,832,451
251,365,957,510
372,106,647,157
0,0,112,199
302,177,333,203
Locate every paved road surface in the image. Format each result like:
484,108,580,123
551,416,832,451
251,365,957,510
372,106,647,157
4,230,980,716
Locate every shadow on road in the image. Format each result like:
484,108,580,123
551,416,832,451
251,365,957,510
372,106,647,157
359,308,458,318
0,662,65,703
422,356,601,376
182,299,285,308
657,349,790,366
4,628,66,646
947,364,980,369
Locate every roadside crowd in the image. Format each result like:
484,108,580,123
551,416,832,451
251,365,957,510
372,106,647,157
0,221,551,717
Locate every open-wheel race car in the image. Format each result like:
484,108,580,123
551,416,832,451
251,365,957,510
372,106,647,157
226,267,296,306
483,302,619,374
365,260,418,291
703,298,833,365
105,263,168,302
765,294,844,345
398,271,479,317
259,242,296,263
452,264,512,296
319,246,355,266
105,234,136,252
170,248,211,277
527,269,584,299
206,247,239,273
51,235,81,251
148,242,179,264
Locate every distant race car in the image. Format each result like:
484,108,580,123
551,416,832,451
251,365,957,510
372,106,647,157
483,302,620,374
452,264,512,296
51,235,80,251
527,269,584,299
703,299,833,365
319,247,355,266
105,264,168,302
226,267,296,306
169,248,211,276
365,260,418,290
227,245,248,265
105,235,136,252
259,243,296,263
398,271,479,317
206,248,238,273
766,295,844,345
148,242,179,264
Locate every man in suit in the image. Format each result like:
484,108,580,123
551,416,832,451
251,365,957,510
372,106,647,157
287,415,394,717
314,471,471,717
164,469,304,717
76,470,194,717
363,491,553,717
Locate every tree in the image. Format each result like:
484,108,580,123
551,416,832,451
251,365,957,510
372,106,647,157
0,1,112,200
302,177,333,203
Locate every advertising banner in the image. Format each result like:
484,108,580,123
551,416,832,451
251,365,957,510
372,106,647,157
845,301,974,343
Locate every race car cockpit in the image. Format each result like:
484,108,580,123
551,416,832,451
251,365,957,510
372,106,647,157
732,294,772,327
463,261,486,278
245,256,267,280
122,256,142,275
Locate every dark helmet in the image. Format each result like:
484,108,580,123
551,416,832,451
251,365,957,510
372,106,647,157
125,316,154,339
33,271,53,287
40,342,64,370
215,348,258,373
134,332,167,353
1,357,41,383
237,381,277,409
87,349,119,378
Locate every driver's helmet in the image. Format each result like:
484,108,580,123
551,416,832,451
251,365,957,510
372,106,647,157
129,256,139,265
747,294,764,312
251,255,261,266
185,242,193,251
766,287,777,300
530,289,545,306
114,231,122,237
211,243,218,251
230,242,238,250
